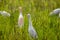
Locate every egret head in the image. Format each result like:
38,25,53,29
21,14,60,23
3,11,7,13
19,7,22,12
27,13,30,18
7,13,10,16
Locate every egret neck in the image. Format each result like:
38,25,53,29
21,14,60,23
19,7,22,16
28,16,32,28
20,12,22,15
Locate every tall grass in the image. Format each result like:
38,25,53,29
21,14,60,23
0,0,60,40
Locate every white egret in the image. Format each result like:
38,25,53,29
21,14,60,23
18,7,24,28
49,8,60,17
0,11,10,17
27,14,38,39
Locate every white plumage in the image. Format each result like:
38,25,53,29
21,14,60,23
27,14,38,39
0,11,10,17
18,7,24,28
49,8,60,17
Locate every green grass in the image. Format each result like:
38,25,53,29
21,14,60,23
0,0,60,40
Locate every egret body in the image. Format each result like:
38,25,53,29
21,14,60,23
27,14,38,39
49,8,60,17
0,11,10,17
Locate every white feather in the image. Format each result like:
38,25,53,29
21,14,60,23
50,8,60,16
0,11,10,17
